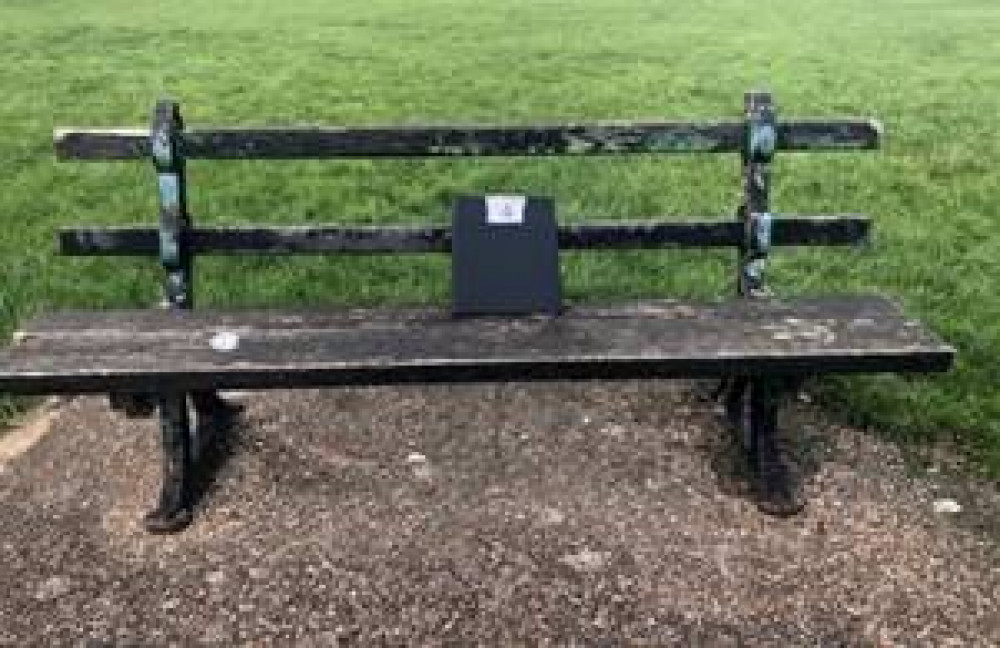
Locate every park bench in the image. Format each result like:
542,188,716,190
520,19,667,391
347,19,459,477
0,91,953,533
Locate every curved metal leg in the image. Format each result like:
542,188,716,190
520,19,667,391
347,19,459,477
189,390,243,461
141,391,243,534
144,393,194,533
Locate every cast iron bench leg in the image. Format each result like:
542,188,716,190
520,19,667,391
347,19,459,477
748,377,804,516
723,377,751,448
723,377,804,516
144,393,194,533
189,390,243,460
142,391,243,533
191,390,235,416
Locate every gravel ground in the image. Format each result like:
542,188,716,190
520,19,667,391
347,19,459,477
0,381,998,645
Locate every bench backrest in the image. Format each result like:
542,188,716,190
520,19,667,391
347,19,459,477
54,90,881,306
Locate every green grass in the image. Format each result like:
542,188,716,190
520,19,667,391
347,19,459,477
1,0,998,471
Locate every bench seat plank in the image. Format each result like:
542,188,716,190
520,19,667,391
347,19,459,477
1,296,953,395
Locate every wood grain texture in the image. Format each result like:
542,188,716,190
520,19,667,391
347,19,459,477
58,216,871,256
1,296,953,395
53,119,882,161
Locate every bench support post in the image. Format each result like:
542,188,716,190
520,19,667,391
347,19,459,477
715,92,803,514
714,93,783,497
144,393,194,533
151,100,193,309
726,377,803,516
189,390,241,462
146,100,241,532
739,91,776,297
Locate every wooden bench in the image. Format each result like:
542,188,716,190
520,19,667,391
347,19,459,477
0,91,954,533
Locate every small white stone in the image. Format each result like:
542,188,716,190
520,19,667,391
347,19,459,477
35,576,72,601
933,498,962,514
406,452,433,481
540,507,566,525
602,423,627,439
412,464,434,482
249,567,269,580
561,548,610,572
206,570,226,585
209,331,240,352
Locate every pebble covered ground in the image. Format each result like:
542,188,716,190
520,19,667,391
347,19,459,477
0,381,998,645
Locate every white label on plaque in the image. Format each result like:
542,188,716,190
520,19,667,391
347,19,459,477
486,195,526,225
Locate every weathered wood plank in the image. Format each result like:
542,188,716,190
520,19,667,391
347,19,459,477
778,120,884,152
54,128,148,161
1,296,953,395
58,216,870,256
54,119,882,161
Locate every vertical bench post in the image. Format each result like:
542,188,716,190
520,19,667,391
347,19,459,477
145,101,241,532
146,392,194,532
151,103,236,368
144,101,197,532
151,100,193,309
724,91,802,515
725,91,779,424
747,376,800,515
739,90,775,297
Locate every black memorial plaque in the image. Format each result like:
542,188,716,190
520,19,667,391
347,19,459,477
451,195,561,316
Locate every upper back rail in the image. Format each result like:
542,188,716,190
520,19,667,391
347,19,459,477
55,118,882,161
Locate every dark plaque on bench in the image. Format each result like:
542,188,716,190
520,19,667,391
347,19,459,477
451,195,561,316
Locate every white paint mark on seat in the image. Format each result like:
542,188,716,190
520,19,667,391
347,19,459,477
210,331,241,352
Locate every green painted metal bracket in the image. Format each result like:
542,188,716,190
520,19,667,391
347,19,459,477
740,91,776,298
151,100,192,309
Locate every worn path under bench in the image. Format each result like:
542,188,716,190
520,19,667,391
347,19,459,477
0,381,998,644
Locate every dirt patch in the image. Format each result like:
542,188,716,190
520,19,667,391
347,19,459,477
0,382,997,644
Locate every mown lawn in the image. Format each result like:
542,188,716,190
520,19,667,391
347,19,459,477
1,0,998,471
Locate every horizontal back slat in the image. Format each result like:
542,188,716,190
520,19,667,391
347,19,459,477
54,119,881,161
59,216,870,256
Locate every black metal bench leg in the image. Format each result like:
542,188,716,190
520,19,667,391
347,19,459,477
144,393,194,534
190,390,237,417
189,390,243,460
722,377,751,448
748,378,804,517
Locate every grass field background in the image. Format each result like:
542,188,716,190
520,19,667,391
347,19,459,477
1,1,998,472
